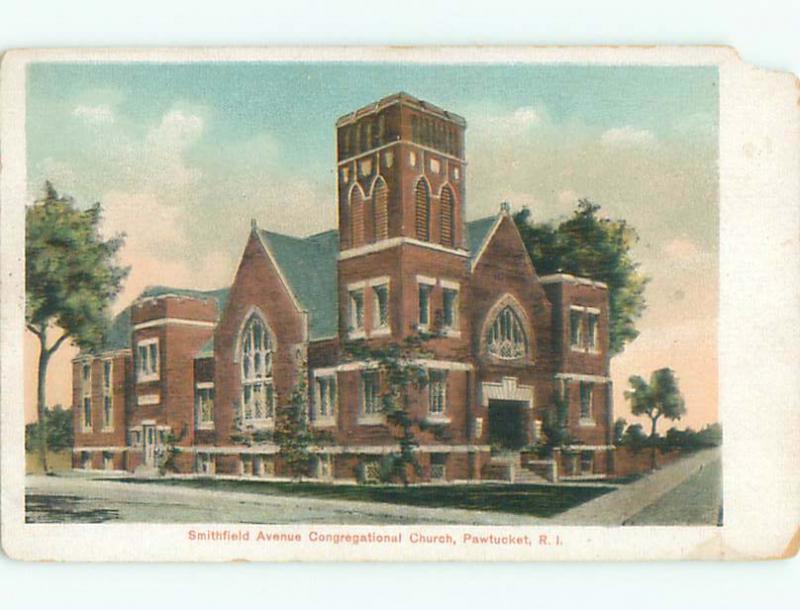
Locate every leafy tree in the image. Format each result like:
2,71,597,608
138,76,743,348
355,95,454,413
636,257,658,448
514,199,648,355
612,417,628,447
274,379,316,481
345,334,448,486
25,405,73,453
540,390,573,453
620,423,648,452
26,182,128,472
273,352,332,481
625,368,686,469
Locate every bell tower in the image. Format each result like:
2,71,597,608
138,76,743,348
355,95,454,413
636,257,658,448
335,93,470,349
335,92,467,251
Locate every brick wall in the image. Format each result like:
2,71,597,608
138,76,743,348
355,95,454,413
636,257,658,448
213,230,306,446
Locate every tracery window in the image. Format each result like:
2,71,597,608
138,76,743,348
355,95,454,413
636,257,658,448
486,306,527,360
240,314,275,423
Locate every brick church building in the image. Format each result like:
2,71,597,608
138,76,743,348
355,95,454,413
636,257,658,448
72,92,614,482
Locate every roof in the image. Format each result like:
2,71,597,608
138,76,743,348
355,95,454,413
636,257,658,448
466,215,499,261
335,91,467,127
258,229,339,340
195,337,215,359
93,285,229,355
94,216,503,357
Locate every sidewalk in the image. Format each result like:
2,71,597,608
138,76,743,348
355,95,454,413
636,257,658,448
557,447,721,525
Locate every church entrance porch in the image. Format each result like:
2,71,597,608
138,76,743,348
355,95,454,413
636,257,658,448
487,399,529,451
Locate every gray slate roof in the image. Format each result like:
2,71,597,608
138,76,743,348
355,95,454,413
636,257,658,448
98,216,500,357
96,285,229,354
259,229,339,341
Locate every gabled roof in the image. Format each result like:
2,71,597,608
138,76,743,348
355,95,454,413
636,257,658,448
466,215,499,262
258,229,339,340
94,216,504,357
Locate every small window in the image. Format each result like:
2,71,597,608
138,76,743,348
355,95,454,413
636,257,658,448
418,284,432,327
580,382,593,420
102,361,113,429
570,309,583,348
430,453,447,480
315,375,337,419
428,370,447,416
195,387,215,428
82,397,92,430
349,289,365,332
580,451,594,474
372,284,389,330
586,313,599,350
362,371,381,416
442,288,458,331
137,340,159,381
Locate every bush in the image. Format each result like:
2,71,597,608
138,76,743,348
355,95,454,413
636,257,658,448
25,405,73,453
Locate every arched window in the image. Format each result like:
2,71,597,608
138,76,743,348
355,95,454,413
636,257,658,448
414,179,430,242
350,185,365,247
373,177,388,241
240,313,275,422
486,306,527,360
440,185,455,247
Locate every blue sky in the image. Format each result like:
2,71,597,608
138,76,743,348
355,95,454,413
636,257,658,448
25,61,720,428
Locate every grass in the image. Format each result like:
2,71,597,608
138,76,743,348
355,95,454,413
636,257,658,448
26,450,72,474
119,477,615,517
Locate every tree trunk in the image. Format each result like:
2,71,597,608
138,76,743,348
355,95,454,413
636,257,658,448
36,337,50,474
649,415,659,471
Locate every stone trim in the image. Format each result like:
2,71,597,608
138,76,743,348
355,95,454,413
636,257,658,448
480,376,534,409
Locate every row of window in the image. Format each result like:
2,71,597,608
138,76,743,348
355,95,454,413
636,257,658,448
346,177,458,250
414,179,456,247
347,276,461,339
339,115,388,158
570,307,600,352
192,367,449,430
80,360,113,431
338,113,462,159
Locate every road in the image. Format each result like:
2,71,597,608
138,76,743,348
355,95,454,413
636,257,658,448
558,447,721,526
25,448,722,526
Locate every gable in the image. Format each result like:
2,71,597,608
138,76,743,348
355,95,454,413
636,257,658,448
258,229,339,340
472,213,539,279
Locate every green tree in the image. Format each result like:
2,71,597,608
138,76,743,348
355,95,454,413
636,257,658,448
345,334,447,486
26,182,128,472
274,378,316,481
612,417,628,446
625,368,686,469
25,404,73,453
514,199,648,355
273,352,331,481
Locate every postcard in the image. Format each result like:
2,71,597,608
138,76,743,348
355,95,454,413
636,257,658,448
1,46,797,561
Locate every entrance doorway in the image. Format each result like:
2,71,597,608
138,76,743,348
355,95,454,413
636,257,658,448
488,400,528,450
143,424,156,465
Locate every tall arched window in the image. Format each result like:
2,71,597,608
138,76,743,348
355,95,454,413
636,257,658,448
414,179,430,242
350,185,365,247
486,306,527,360
373,177,388,241
240,313,275,422
440,185,455,247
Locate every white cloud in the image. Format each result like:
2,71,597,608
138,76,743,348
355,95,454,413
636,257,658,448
662,237,714,266
474,105,545,136
72,103,114,124
601,125,655,146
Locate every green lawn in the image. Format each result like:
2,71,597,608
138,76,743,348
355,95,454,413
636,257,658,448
120,477,614,517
